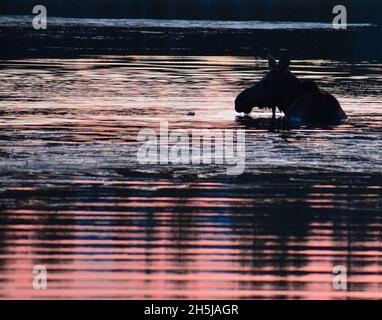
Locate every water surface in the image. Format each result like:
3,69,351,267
0,56,381,299
0,15,374,29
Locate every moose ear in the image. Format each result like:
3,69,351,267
278,54,290,71
268,55,278,70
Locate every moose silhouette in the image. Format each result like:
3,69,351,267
235,54,347,125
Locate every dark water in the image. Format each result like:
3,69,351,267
0,55,381,299
1,15,381,60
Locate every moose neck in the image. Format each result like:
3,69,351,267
276,75,313,114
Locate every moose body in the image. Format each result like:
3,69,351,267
234,55,347,125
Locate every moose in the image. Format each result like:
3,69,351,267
234,55,347,125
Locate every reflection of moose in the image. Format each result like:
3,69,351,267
235,55,347,125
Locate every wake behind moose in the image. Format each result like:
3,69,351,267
234,55,347,125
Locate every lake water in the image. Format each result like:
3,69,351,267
0,55,381,299
0,15,374,29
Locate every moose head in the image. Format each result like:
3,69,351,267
234,54,302,115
